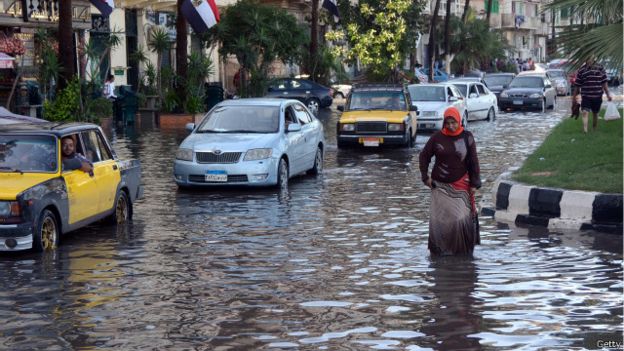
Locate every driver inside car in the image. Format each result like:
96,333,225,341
61,135,93,173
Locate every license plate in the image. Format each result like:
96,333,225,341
205,170,227,182
362,137,381,147
513,100,523,105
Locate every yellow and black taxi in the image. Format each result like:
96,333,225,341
336,84,418,148
0,122,142,252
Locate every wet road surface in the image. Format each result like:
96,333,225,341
1,98,622,350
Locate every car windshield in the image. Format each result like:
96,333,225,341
451,84,467,97
510,77,544,88
407,86,446,102
0,135,57,173
484,76,513,86
348,91,406,110
547,70,565,78
196,106,280,133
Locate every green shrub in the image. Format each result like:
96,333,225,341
43,78,81,121
85,97,113,121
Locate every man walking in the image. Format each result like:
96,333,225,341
573,57,612,133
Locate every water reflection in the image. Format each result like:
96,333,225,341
422,257,481,351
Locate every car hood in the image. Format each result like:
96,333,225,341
340,110,410,123
0,173,58,200
182,133,281,152
411,101,449,112
504,87,544,94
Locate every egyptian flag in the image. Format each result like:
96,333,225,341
181,0,220,34
322,0,339,20
90,0,114,17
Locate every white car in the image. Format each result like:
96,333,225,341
331,83,352,99
449,81,498,121
406,83,467,132
173,98,325,188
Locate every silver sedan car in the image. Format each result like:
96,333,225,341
173,98,325,188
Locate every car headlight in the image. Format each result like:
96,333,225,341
388,123,405,131
421,111,437,117
529,93,542,98
500,91,509,98
0,201,21,217
176,148,194,161
244,148,272,161
340,123,355,131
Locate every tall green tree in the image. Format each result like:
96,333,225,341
210,0,307,97
545,0,623,69
147,26,172,102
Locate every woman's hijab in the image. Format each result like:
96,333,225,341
440,106,464,137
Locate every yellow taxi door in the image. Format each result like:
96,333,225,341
80,130,121,214
63,170,100,224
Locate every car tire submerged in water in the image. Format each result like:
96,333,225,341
33,209,59,252
308,147,323,175
487,107,495,121
276,158,289,189
110,191,131,224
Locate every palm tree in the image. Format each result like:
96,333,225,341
176,0,188,104
427,0,442,81
545,0,622,69
147,26,172,101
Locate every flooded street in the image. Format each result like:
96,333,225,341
1,99,622,350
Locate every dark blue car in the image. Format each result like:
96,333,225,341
265,78,333,113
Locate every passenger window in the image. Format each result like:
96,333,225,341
476,84,486,94
294,104,311,124
469,85,478,96
447,87,454,98
284,107,298,128
80,131,102,163
95,132,113,161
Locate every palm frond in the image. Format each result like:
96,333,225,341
556,22,623,69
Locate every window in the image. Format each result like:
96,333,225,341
95,132,113,161
476,84,487,95
291,80,312,89
284,107,298,127
293,104,312,124
469,85,478,96
491,0,499,14
80,131,104,163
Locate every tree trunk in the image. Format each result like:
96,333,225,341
551,9,556,54
443,0,451,73
461,0,470,23
309,0,319,77
176,0,188,103
58,0,75,90
427,0,441,82
486,0,492,27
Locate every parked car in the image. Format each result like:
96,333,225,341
331,83,352,99
265,78,333,113
606,66,623,86
0,123,142,252
449,77,488,87
546,69,571,95
415,67,449,82
449,81,498,121
407,83,467,131
499,74,557,111
336,84,418,147
483,73,515,100
174,98,324,188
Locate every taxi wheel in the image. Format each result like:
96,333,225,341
112,191,130,224
308,147,323,175
33,209,59,252
409,129,416,148
276,158,289,189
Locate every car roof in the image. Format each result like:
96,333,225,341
351,83,404,92
450,77,481,81
407,83,452,88
517,71,547,76
485,73,515,76
218,98,292,107
0,122,101,136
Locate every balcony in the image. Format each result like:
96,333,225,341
1,0,91,28
501,13,542,30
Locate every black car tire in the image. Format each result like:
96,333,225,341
308,147,323,175
276,158,289,189
33,209,59,252
109,191,131,224
487,107,495,121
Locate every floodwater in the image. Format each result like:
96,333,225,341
1,99,622,350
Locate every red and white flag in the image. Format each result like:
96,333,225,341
181,0,220,34
90,0,114,17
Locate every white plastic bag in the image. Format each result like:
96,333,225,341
604,102,621,121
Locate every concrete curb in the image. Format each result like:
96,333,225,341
487,171,623,234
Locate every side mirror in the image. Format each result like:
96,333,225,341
185,123,195,132
449,96,458,102
337,105,344,112
287,124,302,132
469,93,478,99
409,104,418,112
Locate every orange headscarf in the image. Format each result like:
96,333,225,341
440,106,464,137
